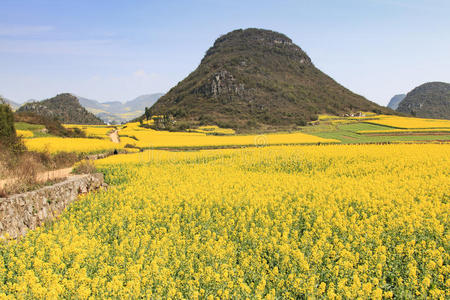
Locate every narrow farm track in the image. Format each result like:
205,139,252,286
0,167,73,190
109,129,120,143
35,167,73,182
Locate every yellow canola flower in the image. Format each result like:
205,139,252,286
189,125,236,135
120,129,337,148
16,130,34,138
365,115,450,129
55,122,338,152
24,137,130,154
0,143,449,298
359,128,450,134
64,124,116,138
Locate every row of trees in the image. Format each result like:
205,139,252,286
0,99,24,153
143,107,176,130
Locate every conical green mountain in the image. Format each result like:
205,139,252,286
150,28,392,129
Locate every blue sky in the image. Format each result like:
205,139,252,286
0,0,449,105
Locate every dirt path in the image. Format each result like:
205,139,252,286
0,167,73,190
109,130,120,143
1,150,112,193
35,167,73,182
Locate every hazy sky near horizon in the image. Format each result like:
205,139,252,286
0,0,449,105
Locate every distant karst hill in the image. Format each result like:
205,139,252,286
396,82,450,119
150,28,393,130
76,93,163,124
17,93,104,125
0,95,19,111
387,94,406,110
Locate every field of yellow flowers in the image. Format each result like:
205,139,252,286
0,143,448,298
23,137,137,154
22,122,337,154
365,116,450,129
119,122,338,148
63,124,115,138
358,128,450,134
15,130,33,138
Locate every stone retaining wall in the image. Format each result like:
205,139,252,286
0,173,107,239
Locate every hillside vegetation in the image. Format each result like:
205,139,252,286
397,82,450,119
150,28,393,130
17,93,104,125
0,101,23,154
14,112,86,138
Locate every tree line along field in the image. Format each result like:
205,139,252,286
0,144,448,298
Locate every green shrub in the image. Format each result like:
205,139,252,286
0,104,24,153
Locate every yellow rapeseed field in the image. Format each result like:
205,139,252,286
366,116,450,129
358,129,450,134
127,131,337,148
59,122,337,149
63,125,115,138
0,144,448,298
24,137,128,154
15,130,33,138
189,125,236,135
49,122,338,151
118,123,337,148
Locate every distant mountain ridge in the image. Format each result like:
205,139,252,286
17,93,105,125
150,28,393,130
0,96,20,110
75,93,163,124
396,82,450,119
387,94,406,110
1,93,163,124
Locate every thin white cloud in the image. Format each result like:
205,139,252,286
133,70,148,78
133,70,158,80
0,25,54,36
